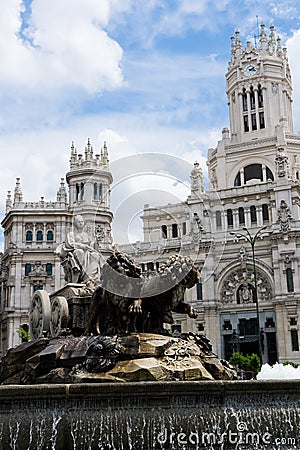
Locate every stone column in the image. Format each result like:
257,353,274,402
221,210,228,231
211,212,216,233
256,205,263,227
244,207,251,228
233,210,239,229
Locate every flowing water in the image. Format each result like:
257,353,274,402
0,382,299,450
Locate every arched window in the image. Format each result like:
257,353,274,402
25,263,32,276
46,263,53,276
80,183,84,201
36,230,43,241
227,209,233,227
244,164,263,183
234,164,274,187
266,167,274,181
47,230,54,241
234,171,241,186
242,88,247,111
250,86,255,110
250,205,257,223
238,207,245,225
26,230,33,242
258,84,263,108
76,183,80,201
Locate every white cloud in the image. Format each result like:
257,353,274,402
0,0,123,92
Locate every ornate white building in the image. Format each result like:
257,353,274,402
120,23,300,365
1,23,300,365
0,140,113,355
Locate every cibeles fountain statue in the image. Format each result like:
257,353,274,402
0,215,236,384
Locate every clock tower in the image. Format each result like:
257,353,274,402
208,23,300,191
227,23,293,144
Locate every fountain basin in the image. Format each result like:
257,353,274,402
0,380,299,449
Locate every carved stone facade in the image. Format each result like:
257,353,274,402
2,24,300,366
0,140,113,355
119,24,300,365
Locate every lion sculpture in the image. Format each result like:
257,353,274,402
85,252,199,335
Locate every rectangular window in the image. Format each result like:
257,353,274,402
250,91,255,110
46,263,53,276
250,205,257,223
262,204,269,222
243,115,249,132
259,111,265,129
286,268,294,293
216,211,222,228
291,330,299,351
161,225,167,239
196,281,203,301
172,223,178,238
227,209,233,227
238,207,245,225
251,113,257,130
182,222,187,235
147,262,154,272
242,94,248,111
25,264,32,276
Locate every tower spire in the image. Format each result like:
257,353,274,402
235,29,242,56
103,141,109,163
13,178,23,204
6,191,12,212
56,178,67,204
259,22,267,50
85,138,93,160
269,24,276,54
70,141,77,167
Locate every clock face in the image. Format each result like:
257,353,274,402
244,63,257,77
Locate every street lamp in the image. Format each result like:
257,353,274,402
230,225,269,363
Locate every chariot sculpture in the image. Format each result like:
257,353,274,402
29,216,199,339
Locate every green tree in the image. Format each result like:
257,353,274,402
283,360,299,369
17,326,30,342
229,352,261,374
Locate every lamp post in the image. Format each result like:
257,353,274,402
230,225,268,364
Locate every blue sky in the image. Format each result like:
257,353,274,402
1,0,300,246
